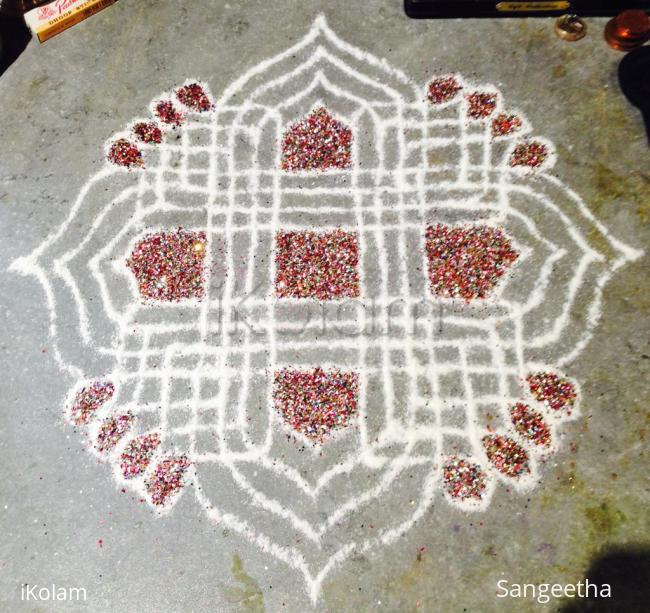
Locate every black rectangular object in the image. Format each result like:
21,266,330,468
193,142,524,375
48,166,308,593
405,0,650,18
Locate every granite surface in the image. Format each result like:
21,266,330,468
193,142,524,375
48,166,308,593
0,1,648,611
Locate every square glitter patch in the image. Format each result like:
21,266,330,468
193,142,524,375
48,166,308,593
127,229,207,302
425,224,518,301
275,230,360,300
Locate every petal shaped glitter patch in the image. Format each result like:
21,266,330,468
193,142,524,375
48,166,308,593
281,106,352,171
10,16,643,605
274,367,359,443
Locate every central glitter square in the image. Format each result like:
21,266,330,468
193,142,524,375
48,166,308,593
275,230,360,300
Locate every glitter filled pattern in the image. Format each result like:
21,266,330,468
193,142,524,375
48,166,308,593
491,113,522,137
281,107,352,171
275,230,360,300
155,100,184,126
23,20,641,602
107,139,143,168
120,433,161,479
510,403,551,447
133,122,163,144
442,457,487,500
127,229,207,302
96,413,134,454
427,76,462,104
146,456,191,506
482,434,530,478
527,372,577,414
509,142,548,168
176,83,212,112
466,92,497,120
425,224,519,301
70,381,115,426
274,368,359,443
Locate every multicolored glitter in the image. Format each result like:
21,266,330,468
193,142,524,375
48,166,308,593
107,139,143,168
427,76,462,104
527,372,577,414
133,122,163,144
96,413,134,454
510,403,551,447
273,368,359,443
155,100,184,126
70,381,115,426
275,230,360,300
482,434,530,478
509,142,548,168
466,92,497,120
176,83,212,112
146,456,190,506
491,113,522,137
281,107,352,171
127,229,207,302
120,433,161,479
425,224,519,301
442,457,487,500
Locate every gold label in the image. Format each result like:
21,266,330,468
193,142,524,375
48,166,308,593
496,1,570,11
25,0,117,43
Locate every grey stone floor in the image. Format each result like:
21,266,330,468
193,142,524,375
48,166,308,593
0,1,649,611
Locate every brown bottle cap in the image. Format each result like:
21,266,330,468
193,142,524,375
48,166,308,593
605,10,650,51
555,14,587,42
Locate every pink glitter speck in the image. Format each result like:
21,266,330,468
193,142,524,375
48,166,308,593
176,83,212,112
427,76,462,104
509,142,548,168
466,92,497,120
527,372,577,414
120,433,161,479
96,413,134,454
146,456,191,506
107,139,143,168
510,403,551,447
442,457,487,500
70,381,115,426
133,122,163,144
491,113,522,137
482,434,530,478
155,100,184,126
